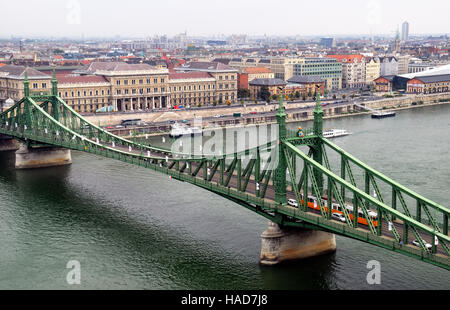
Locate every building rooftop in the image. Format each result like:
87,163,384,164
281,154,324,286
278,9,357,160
288,75,324,84
169,72,213,80
57,75,109,85
85,62,161,74
243,67,273,74
0,65,51,79
176,61,237,72
327,54,364,63
400,64,450,79
412,74,450,83
249,78,286,86
375,75,396,82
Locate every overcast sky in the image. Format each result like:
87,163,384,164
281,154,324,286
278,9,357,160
1,0,449,38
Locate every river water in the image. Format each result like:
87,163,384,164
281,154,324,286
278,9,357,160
0,104,449,290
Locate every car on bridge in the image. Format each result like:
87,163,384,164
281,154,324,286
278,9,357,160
288,199,298,207
412,239,433,251
332,213,346,223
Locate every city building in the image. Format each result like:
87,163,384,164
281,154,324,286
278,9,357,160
402,21,409,42
0,65,51,107
238,67,274,89
374,76,395,92
319,38,336,48
408,63,435,74
293,58,342,90
268,57,303,81
57,76,111,113
248,78,286,100
327,54,366,89
174,61,238,104
169,72,217,106
379,57,399,76
287,76,325,96
406,74,450,94
397,55,411,75
81,62,171,111
364,57,381,87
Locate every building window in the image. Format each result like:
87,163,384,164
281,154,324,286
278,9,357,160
33,83,38,89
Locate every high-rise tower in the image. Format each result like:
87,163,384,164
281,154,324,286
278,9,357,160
402,21,409,41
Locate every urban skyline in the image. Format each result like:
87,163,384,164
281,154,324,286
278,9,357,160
1,0,449,38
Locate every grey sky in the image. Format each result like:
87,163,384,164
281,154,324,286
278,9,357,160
1,0,449,38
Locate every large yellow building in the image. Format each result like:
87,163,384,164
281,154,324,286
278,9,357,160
174,62,238,104
1,62,238,113
169,72,216,106
57,75,112,113
0,65,51,109
82,62,170,111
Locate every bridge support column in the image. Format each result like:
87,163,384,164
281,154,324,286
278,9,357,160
15,144,72,169
260,222,336,266
0,137,20,151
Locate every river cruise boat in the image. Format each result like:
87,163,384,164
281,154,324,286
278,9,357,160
323,129,351,139
371,111,396,119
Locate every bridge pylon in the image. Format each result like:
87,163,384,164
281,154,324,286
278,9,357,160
274,92,287,205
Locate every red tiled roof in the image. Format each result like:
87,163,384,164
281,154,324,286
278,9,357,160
57,75,108,84
244,67,273,74
169,72,213,80
327,54,364,63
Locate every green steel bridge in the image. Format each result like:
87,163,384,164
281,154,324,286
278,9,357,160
1,74,449,271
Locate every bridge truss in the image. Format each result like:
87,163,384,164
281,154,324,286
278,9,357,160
0,74,449,270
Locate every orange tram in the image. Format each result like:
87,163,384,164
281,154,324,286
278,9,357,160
288,195,379,227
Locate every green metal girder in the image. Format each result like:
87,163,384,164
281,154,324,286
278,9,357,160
284,141,450,245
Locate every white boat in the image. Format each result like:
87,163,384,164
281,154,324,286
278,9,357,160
323,129,350,139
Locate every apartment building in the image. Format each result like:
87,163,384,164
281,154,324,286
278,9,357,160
293,58,342,90
327,55,366,89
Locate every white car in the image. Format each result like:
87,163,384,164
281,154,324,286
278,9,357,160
412,239,433,250
213,114,222,118
332,213,346,223
287,199,298,207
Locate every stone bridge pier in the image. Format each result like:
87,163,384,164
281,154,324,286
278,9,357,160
0,135,20,152
15,144,72,169
260,222,336,265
